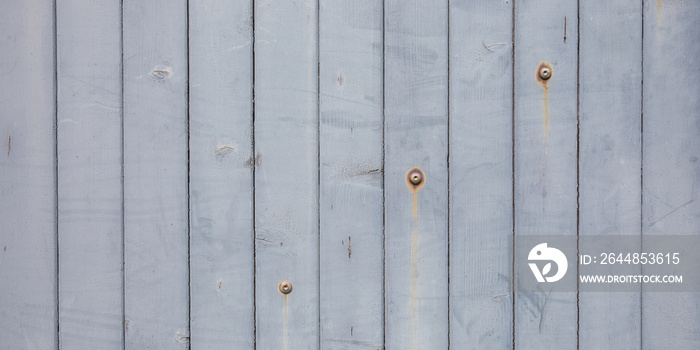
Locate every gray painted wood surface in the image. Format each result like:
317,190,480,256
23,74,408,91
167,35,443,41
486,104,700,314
384,0,449,349
514,0,578,348
578,1,642,349
253,0,319,349
319,1,384,349
448,1,513,348
0,1,57,349
642,0,700,348
1,0,699,349
188,0,255,348
57,1,124,348
122,0,190,348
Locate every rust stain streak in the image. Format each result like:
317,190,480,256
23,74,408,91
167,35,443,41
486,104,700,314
406,168,425,350
283,294,288,350
656,0,663,23
7,135,10,157
543,85,549,153
410,205,419,350
348,236,351,259
536,62,552,156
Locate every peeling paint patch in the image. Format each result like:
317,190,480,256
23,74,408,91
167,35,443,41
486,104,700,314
175,332,190,343
152,65,172,80
215,144,236,161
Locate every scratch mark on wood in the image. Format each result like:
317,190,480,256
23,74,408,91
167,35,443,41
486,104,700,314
490,294,509,302
538,290,551,334
255,237,275,244
484,42,508,52
324,337,381,348
649,199,694,227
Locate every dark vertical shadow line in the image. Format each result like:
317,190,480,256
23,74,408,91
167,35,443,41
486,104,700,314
53,0,59,348
120,0,126,348
511,1,516,349
639,1,645,349
316,0,322,348
185,1,192,348
251,0,257,348
446,1,451,349
576,0,581,349
381,1,387,348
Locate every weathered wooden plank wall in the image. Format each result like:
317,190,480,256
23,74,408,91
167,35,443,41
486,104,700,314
0,1,57,349
1,0,699,349
514,0,578,347
384,0,449,349
188,0,255,348
642,1,700,348
448,1,513,348
57,0,124,347
253,0,319,349
579,0,642,348
319,0,384,349
122,0,190,347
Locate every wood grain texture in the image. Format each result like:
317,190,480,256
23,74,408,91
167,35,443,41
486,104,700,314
578,1,642,349
253,1,320,349
448,1,513,348
56,0,124,348
0,1,57,349
122,1,190,348
514,0,578,348
318,1,384,349
642,0,700,348
188,1,255,348
384,0,449,349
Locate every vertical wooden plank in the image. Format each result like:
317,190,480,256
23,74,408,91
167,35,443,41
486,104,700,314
0,1,57,348
578,1,642,349
188,0,255,347
319,1,384,349
122,1,190,348
253,0,319,349
56,0,123,348
513,0,578,348
643,0,700,348
448,0,513,348
384,0,448,348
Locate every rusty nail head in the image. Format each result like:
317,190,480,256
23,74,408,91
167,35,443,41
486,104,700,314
408,169,423,186
279,280,292,294
539,66,552,80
